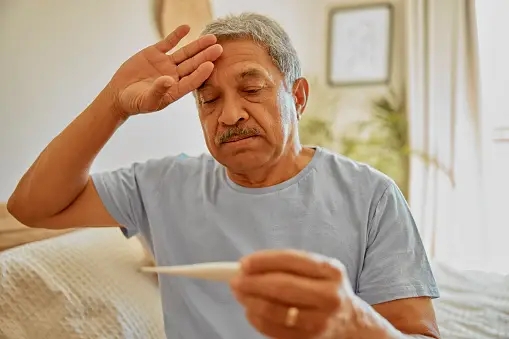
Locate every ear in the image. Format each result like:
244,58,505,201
292,77,309,120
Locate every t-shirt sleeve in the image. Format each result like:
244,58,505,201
91,163,147,238
90,155,187,239
357,181,440,305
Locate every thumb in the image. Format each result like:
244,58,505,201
139,75,177,112
148,75,176,97
142,75,178,110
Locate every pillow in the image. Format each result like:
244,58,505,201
0,228,165,339
432,260,509,339
0,203,74,252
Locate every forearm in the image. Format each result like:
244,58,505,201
328,297,438,339
7,88,125,223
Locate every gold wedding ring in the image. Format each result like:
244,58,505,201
285,307,299,327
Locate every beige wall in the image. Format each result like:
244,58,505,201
0,0,405,200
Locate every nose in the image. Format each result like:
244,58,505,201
218,96,249,126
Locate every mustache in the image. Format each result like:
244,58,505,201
216,127,260,144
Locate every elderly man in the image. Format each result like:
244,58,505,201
8,13,440,339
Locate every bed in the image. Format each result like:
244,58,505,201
0,207,507,338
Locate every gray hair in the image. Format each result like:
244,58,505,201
200,12,302,87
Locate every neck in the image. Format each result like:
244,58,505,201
226,146,316,188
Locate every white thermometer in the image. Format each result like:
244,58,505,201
140,261,241,281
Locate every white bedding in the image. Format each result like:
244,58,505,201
0,228,165,339
1,227,508,339
432,260,509,339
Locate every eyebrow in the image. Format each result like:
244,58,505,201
197,67,272,92
236,68,271,82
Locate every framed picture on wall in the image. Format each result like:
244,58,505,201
326,3,394,86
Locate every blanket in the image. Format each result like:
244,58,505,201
432,260,509,339
0,228,165,339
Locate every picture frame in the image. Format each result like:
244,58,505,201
326,3,394,87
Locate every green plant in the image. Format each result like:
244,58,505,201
299,115,336,147
339,91,410,197
299,88,453,199
298,77,341,149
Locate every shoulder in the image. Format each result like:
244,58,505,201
91,153,217,198
316,147,393,200
132,153,217,185
98,153,218,195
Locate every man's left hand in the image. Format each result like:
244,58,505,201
230,249,358,339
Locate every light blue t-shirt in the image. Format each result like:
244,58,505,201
91,147,439,339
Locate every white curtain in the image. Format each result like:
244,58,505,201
405,0,487,271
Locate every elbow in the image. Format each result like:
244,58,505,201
6,194,20,219
6,193,40,228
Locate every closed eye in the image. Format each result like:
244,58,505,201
202,98,218,104
244,88,262,94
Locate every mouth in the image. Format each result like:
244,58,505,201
222,135,257,144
